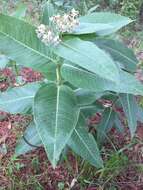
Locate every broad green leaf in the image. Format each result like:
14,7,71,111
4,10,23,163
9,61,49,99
39,63,56,81
12,3,27,18
0,14,56,72
81,103,103,118
34,83,79,168
124,96,143,123
62,64,115,92
0,83,40,113
15,122,42,156
97,108,116,143
71,22,113,35
135,104,143,123
79,12,132,35
94,39,138,72
68,116,103,168
0,54,9,69
61,64,143,95
119,94,137,138
15,116,103,168
55,38,119,82
75,89,104,106
42,1,55,25
114,114,124,134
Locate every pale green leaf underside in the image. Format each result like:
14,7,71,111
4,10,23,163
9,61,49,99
61,64,143,95
34,83,79,167
0,54,9,69
79,12,132,35
0,83,40,114
71,22,113,35
15,122,42,155
55,38,119,83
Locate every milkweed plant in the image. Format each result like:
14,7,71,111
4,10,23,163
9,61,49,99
0,1,143,169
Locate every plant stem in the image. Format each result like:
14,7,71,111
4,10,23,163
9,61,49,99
12,61,19,76
56,64,61,85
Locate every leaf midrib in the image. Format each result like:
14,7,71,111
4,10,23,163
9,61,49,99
63,64,109,81
74,128,100,165
0,30,57,64
61,41,114,73
53,86,80,165
99,108,113,137
53,86,60,164
0,95,34,105
62,64,114,88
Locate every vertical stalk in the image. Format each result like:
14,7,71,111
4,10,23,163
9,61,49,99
12,61,19,76
14,63,19,76
56,64,61,85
